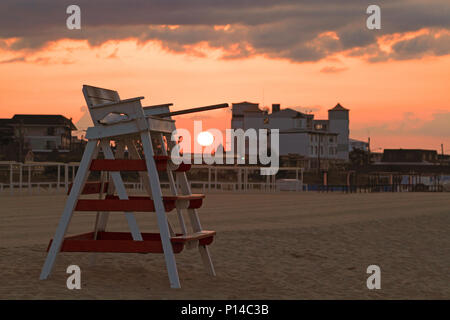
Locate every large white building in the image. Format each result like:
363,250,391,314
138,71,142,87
231,102,350,165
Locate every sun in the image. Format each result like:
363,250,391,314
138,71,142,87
197,131,214,147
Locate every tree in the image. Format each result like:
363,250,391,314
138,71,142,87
349,148,369,167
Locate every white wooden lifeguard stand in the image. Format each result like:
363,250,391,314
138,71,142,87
40,85,228,288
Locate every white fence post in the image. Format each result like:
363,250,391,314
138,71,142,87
28,164,31,195
9,163,13,195
57,164,61,192
19,163,23,194
64,164,68,193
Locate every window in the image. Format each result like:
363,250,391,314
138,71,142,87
310,146,314,155
47,127,55,136
329,137,334,143
320,146,323,155
329,147,333,155
314,146,318,154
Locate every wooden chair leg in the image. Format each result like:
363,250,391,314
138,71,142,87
40,140,98,280
140,131,181,289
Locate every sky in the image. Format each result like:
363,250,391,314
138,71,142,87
0,0,449,152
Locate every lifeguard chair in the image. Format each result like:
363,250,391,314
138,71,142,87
40,85,228,288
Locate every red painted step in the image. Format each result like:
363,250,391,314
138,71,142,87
89,157,192,172
74,194,205,212
47,230,215,254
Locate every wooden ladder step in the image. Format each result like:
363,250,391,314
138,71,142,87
47,230,215,254
89,158,191,172
74,194,205,212
171,230,216,245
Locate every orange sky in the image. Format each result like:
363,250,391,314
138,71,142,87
0,38,449,152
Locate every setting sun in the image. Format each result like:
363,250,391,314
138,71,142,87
197,131,214,147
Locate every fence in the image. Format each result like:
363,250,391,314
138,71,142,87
0,161,305,195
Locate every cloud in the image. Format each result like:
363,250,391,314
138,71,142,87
0,56,26,64
353,112,450,138
320,66,348,73
390,32,450,59
0,1,449,63
412,112,450,137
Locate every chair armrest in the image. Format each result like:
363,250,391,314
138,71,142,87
142,103,173,110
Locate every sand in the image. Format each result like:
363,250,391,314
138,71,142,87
0,191,449,299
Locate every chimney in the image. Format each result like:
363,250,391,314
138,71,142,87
272,104,280,113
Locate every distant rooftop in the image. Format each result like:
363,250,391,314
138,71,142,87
232,101,259,106
1,114,77,130
329,103,348,111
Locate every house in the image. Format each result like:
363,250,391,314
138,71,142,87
231,102,350,168
0,118,14,145
364,149,450,178
0,115,77,159
381,149,439,164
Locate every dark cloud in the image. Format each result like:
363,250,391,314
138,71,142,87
0,0,449,63
390,32,450,59
0,56,26,64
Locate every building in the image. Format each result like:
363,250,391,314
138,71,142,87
364,149,450,186
0,114,77,157
349,138,369,152
231,102,350,167
381,149,439,164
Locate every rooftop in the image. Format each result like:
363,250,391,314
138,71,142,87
8,114,77,130
329,103,348,111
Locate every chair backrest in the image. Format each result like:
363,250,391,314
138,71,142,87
82,85,176,136
82,85,120,107
82,85,145,126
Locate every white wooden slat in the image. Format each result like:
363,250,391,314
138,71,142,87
40,139,98,280
82,85,120,107
85,117,175,140
140,130,181,289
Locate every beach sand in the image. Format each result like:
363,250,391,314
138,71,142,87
0,191,449,299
